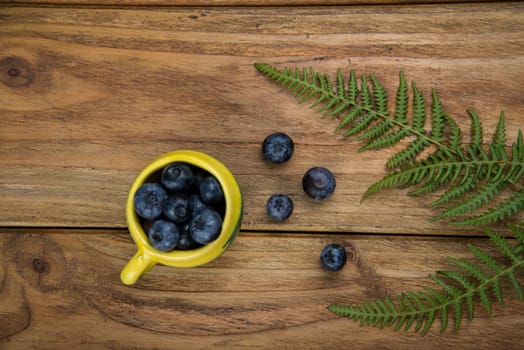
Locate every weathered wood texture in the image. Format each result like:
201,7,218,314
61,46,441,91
1,229,523,349
0,0,505,6
1,5,523,235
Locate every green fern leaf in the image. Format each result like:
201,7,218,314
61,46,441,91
371,75,388,115
328,224,524,335
384,83,431,169
357,75,390,141
454,189,524,226
359,129,410,152
507,270,523,301
401,293,418,331
430,181,507,222
446,115,464,151
485,228,523,265
411,83,427,132
336,107,362,131
436,270,475,321
387,138,431,169
343,76,378,138
427,276,459,333
467,244,506,307
493,111,507,146
430,89,446,143
431,168,481,207
255,63,524,224
359,71,409,151
477,286,493,315
468,109,484,151
336,69,345,98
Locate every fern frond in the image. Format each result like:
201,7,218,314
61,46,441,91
255,63,524,224
453,189,524,226
328,223,524,335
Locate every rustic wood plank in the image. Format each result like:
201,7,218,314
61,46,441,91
0,5,523,234
0,0,502,6
1,229,523,349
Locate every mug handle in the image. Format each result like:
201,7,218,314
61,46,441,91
120,250,156,285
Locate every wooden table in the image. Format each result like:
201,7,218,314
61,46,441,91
1,1,523,348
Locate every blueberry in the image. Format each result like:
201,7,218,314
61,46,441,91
199,176,224,205
262,132,294,164
176,221,198,250
133,183,168,220
188,194,208,216
162,195,190,223
302,167,336,200
161,163,195,192
266,194,293,221
192,168,207,191
190,208,222,244
320,243,347,271
148,219,179,251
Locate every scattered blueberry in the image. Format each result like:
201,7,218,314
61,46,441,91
148,219,179,251
266,194,294,221
190,208,222,244
189,194,208,216
134,183,168,220
320,243,347,271
262,132,294,164
162,195,190,223
302,167,336,200
199,176,224,205
176,221,198,250
161,163,195,192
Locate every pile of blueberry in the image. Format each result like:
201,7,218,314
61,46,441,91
262,132,346,271
133,163,225,252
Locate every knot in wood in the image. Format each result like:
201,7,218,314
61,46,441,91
343,242,357,264
0,56,34,88
32,257,49,274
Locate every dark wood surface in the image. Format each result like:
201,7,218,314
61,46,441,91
0,2,523,349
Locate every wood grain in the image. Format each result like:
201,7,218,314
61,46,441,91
1,229,523,349
0,0,503,6
0,5,523,235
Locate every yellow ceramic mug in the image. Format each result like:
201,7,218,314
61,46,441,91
120,150,243,285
